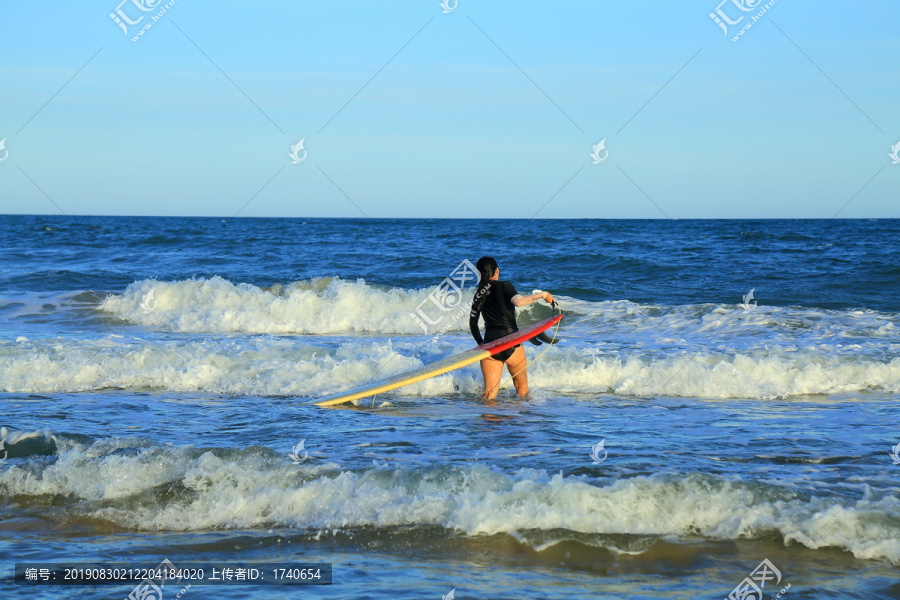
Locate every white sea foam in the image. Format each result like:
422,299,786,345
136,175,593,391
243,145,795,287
560,296,900,346
1,441,897,564
1,335,898,399
529,345,900,398
98,277,481,335
95,279,899,348
4,277,897,398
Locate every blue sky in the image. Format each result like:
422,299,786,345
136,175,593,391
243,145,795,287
1,1,897,218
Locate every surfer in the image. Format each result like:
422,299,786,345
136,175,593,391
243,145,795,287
469,256,555,399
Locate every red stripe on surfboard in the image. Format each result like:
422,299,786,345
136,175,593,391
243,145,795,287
476,314,562,356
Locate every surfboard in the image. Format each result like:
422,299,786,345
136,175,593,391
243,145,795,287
313,314,563,407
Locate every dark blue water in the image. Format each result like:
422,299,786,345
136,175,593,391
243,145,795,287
1,216,898,599
3,216,897,310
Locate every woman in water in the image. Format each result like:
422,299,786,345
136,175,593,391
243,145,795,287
469,256,555,399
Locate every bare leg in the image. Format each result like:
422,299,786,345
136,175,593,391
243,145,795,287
480,356,504,399
505,346,529,397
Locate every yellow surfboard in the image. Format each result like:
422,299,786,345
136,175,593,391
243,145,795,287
313,314,563,406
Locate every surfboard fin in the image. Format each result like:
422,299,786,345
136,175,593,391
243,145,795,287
528,331,559,345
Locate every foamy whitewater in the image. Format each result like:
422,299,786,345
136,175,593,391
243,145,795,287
1,216,898,599
3,434,898,564
3,276,897,399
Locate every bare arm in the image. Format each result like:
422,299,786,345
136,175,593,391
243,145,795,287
511,291,555,307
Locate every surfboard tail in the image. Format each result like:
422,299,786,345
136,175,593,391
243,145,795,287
311,314,563,406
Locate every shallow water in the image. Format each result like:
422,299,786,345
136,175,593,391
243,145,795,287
1,216,898,599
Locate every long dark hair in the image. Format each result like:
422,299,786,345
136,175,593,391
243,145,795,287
470,256,498,320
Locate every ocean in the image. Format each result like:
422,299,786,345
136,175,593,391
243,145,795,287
0,215,898,599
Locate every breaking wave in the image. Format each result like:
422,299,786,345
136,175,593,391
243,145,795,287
1,434,897,565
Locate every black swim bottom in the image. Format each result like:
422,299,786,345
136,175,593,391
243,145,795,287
485,328,520,362
490,344,520,362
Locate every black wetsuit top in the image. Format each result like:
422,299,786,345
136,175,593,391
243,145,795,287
470,281,519,359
